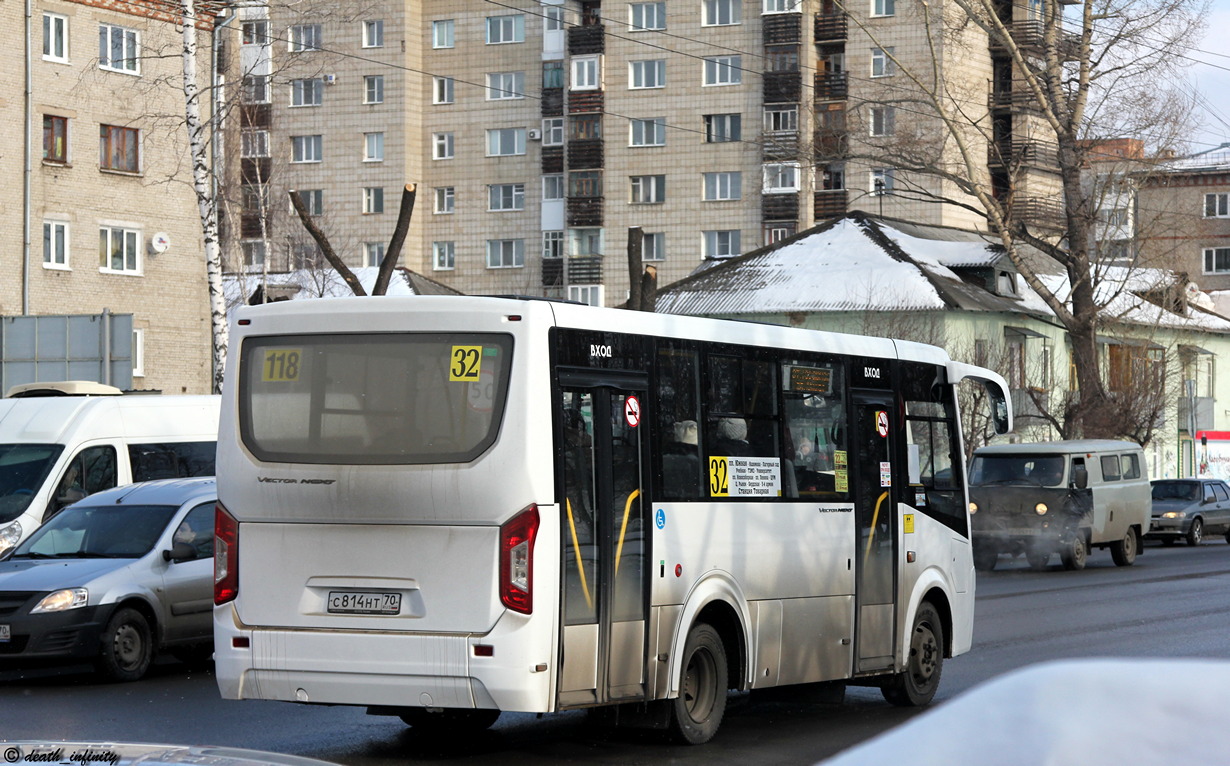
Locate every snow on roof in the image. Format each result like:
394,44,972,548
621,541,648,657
1155,142,1230,174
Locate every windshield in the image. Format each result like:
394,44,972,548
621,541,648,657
970,455,1066,487
0,444,65,523
10,503,178,559
239,333,514,465
1152,481,1200,502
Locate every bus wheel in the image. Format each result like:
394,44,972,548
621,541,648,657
1111,528,1138,566
1061,535,1087,571
669,623,727,745
881,602,943,707
973,547,998,572
398,708,500,734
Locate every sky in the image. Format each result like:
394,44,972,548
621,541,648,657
1189,0,1230,152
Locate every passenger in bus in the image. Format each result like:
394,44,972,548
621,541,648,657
662,421,700,496
666,420,699,454
714,418,751,457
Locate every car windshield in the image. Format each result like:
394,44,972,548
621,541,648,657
9,503,178,559
0,443,65,523
969,455,1066,487
1151,481,1200,502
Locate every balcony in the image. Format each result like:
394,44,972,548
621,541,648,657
1010,196,1067,230
814,72,848,101
763,13,802,44
567,196,604,227
763,72,802,103
762,193,800,220
988,21,1081,60
541,88,563,116
567,139,604,170
762,131,800,161
541,146,564,174
814,130,847,160
987,138,1060,170
813,190,848,219
814,12,847,42
568,90,604,114
567,24,604,55
240,103,271,128
565,256,603,283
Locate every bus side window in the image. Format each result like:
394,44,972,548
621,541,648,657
657,345,702,499
901,362,964,533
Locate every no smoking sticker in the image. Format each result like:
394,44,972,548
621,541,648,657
625,395,641,428
875,410,889,438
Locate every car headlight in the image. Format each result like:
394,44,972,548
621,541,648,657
968,502,978,514
1163,511,1186,519
0,521,21,558
1035,503,1049,515
32,588,88,613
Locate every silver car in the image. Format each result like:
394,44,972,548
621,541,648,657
1147,478,1230,546
0,477,215,681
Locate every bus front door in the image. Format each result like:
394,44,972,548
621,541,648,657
558,386,648,707
852,391,898,673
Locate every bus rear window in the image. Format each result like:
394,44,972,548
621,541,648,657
239,333,513,465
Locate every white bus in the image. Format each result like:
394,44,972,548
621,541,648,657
213,296,1010,744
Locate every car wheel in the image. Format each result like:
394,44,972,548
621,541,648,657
1061,535,1087,571
973,547,998,572
1110,528,1137,566
1187,518,1204,546
1026,551,1050,571
97,607,153,683
669,623,727,745
398,708,500,734
882,602,944,707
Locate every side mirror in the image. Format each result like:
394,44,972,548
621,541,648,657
162,541,195,562
1071,465,1088,490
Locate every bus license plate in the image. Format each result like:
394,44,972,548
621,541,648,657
327,591,401,615
0,624,9,642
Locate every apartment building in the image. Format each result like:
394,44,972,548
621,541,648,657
0,0,215,393
230,0,1067,306
1136,144,1230,292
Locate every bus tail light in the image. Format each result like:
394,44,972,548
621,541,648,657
215,502,240,605
500,505,539,614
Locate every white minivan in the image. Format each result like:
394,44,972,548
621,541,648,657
0,382,220,556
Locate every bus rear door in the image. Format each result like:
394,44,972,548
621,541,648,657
852,389,899,673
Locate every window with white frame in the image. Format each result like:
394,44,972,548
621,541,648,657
872,0,895,17
434,186,455,213
131,328,145,378
869,106,895,136
870,168,895,194
572,228,603,256
433,76,454,104
486,14,525,44
704,56,742,85
43,220,69,268
764,223,795,244
488,183,525,211
242,75,270,104
763,0,796,12
703,0,741,25
290,78,323,107
241,21,269,45
487,71,525,100
543,174,565,201
543,230,564,259
543,117,565,145
487,239,525,268
545,6,565,30
288,24,322,52
242,129,270,158
43,13,69,62
433,19,455,48
433,241,456,270
1205,247,1230,273
630,2,666,30
642,232,665,261
704,172,742,200
871,47,896,77
433,132,454,160
362,20,384,48
241,240,266,267
99,23,139,73
99,226,140,273
705,113,742,142
764,104,798,132
630,175,666,203
296,189,323,216
364,242,385,267
364,75,384,104
291,134,322,163
487,128,527,156
630,59,665,89
764,163,800,192
363,187,384,214
630,118,666,146
1205,193,1229,218
572,56,601,90
569,284,604,306
364,132,384,161
703,229,741,258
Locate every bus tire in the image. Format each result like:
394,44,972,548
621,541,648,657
669,623,727,745
97,607,153,683
398,708,500,734
881,602,943,707
1111,528,1138,566
1060,534,1087,571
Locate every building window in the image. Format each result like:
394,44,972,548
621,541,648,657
242,21,270,45
43,115,69,163
487,71,525,100
630,117,666,146
487,14,525,43
99,226,140,273
241,129,270,158
764,224,795,244
543,117,565,145
364,75,384,104
488,183,525,211
1205,193,1229,218
571,114,603,140
291,134,323,163
433,76,455,104
364,242,385,267
630,59,666,89
433,19,455,48
571,55,601,90
544,60,565,89
766,45,799,72
570,170,602,197
242,75,270,104
819,162,846,190
704,172,742,200
703,0,741,26
704,56,742,86
872,0,896,17
870,168,895,194
364,132,384,161
241,240,266,267
703,230,741,258
705,114,742,142
487,128,527,156
630,175,666,204
630,2,666,30
572,228,603,256
362,20,384,48
1204,247,1230,274
43,13,69,62
434,186,455,214
543,174,565,201
99,23,139,73
763,0,796,12
363,187,384,214
869,106,895,136
642,232,665,261
569,285,604,306
43,221,69,268
290,78,323,107
99,124,139,172
296,189,323,216
432,242,456,270
545,6,565,30
871,47,896,77
288,24,322,52
433,132,454,160
543,230,564,259
764,105,799,132
487,239,525,268
764,163,800,192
